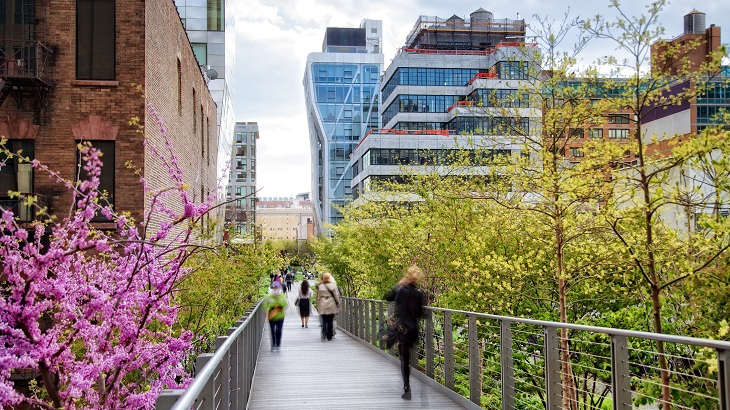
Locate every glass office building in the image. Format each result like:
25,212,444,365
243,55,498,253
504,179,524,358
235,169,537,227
304,20,384,232
175,0,236,190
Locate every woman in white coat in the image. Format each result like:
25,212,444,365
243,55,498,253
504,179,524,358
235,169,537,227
316,272,341,341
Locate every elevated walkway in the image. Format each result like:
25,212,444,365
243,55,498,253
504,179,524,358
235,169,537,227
247,285,469,409
156,281,730,410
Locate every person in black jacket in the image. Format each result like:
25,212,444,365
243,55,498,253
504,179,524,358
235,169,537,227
384,265,425,400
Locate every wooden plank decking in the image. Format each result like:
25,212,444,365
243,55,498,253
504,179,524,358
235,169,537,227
247,282,469,410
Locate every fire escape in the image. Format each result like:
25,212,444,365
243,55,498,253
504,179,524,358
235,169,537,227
0,1,52,225
0,0,52,115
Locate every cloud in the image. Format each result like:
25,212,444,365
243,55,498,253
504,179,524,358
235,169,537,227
230,0,729,198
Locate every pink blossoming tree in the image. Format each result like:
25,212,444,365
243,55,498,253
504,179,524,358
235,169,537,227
0,104,214,409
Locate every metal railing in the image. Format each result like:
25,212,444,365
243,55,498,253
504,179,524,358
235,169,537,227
155,300,265,410
0,40,53,83
340,297,730,410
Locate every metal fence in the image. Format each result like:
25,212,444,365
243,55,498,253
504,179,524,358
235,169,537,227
155,300,265,410
340,297,730,410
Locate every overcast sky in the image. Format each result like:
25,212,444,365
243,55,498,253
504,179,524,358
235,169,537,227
232,0,729,199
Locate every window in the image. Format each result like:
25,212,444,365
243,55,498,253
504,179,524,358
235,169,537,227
76,141,115,220
207,0,224,31
607,114,630,124
192,89,197,133
191,43,207,65
589,128,603,138
177,58,182,114
76,0,115,80
569,128,584,138
569,147,584,157
0,140,34,194
609,129,629,139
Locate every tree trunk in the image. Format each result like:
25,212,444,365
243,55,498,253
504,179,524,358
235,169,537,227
559,276,578,410
650,283,671,410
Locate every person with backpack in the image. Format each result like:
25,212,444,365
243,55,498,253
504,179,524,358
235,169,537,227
285,270,294,292
263,282,287,352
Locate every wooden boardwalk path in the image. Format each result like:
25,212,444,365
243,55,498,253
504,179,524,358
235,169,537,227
247,282,469,410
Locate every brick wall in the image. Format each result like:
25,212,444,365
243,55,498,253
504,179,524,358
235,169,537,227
0,0,217,239
145,0,218,239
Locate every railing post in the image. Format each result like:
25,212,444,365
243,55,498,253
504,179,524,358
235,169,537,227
444,311,455,391
719,349,730,410
500,319,514,410
354,299,360,338
468,314,481,405
359,298,365,339
196,353,216,410
226,327,238,410
381,302,388,351
611,335,632,410
364,300,368,341
370,300,377,346
155,389,184,410
544,326,561,410
215,336,231,410
387,302,396,355
426,309,434,378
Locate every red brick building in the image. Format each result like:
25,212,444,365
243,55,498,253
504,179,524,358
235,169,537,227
0,0,217,234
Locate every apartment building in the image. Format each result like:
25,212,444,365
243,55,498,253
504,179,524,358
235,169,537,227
0,0,217,235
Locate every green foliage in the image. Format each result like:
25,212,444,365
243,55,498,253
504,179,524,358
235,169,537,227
175,242,280,354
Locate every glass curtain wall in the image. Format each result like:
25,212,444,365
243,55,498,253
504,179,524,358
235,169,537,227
312,62,379,224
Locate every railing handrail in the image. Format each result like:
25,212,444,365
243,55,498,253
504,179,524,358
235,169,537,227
164,299,263,410
343,296,730,350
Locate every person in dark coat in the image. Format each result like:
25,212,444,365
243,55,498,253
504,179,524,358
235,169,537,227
384,265,425,400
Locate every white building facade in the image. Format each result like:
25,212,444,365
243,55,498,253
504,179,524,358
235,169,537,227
350,10,540,200
303,19,384,233
225,122,258,236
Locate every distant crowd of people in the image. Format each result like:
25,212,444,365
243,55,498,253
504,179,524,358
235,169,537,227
263,264,425,400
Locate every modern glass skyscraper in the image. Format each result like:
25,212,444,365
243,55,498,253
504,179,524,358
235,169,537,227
303,19,384,232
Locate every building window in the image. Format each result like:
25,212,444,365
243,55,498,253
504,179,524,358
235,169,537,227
589,128,603,138
569,147,584,157
76,0,115,80
191,43,207,65
607,114,630,124
177,58,182,114
76,141,115,220
0,140,34,194
207,0,224,31
569,128,584,138
609,129,629,139
192,89,197,133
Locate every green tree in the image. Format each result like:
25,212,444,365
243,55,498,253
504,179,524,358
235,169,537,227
584,1,729,407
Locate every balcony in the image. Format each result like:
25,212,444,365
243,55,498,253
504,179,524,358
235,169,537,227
0,40,53,86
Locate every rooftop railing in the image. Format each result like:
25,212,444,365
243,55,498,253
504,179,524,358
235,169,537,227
340,297,730,410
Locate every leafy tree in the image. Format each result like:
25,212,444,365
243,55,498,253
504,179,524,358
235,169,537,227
583,1,729,407
175,242,279,356
0,104,214,409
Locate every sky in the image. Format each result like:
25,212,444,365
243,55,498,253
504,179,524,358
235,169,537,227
232,0,730,199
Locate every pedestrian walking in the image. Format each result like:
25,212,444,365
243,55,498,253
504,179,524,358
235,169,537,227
264,282,287,352
297,279,313,328
384,265,425,400
285,270,294,292
316,272,341,341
